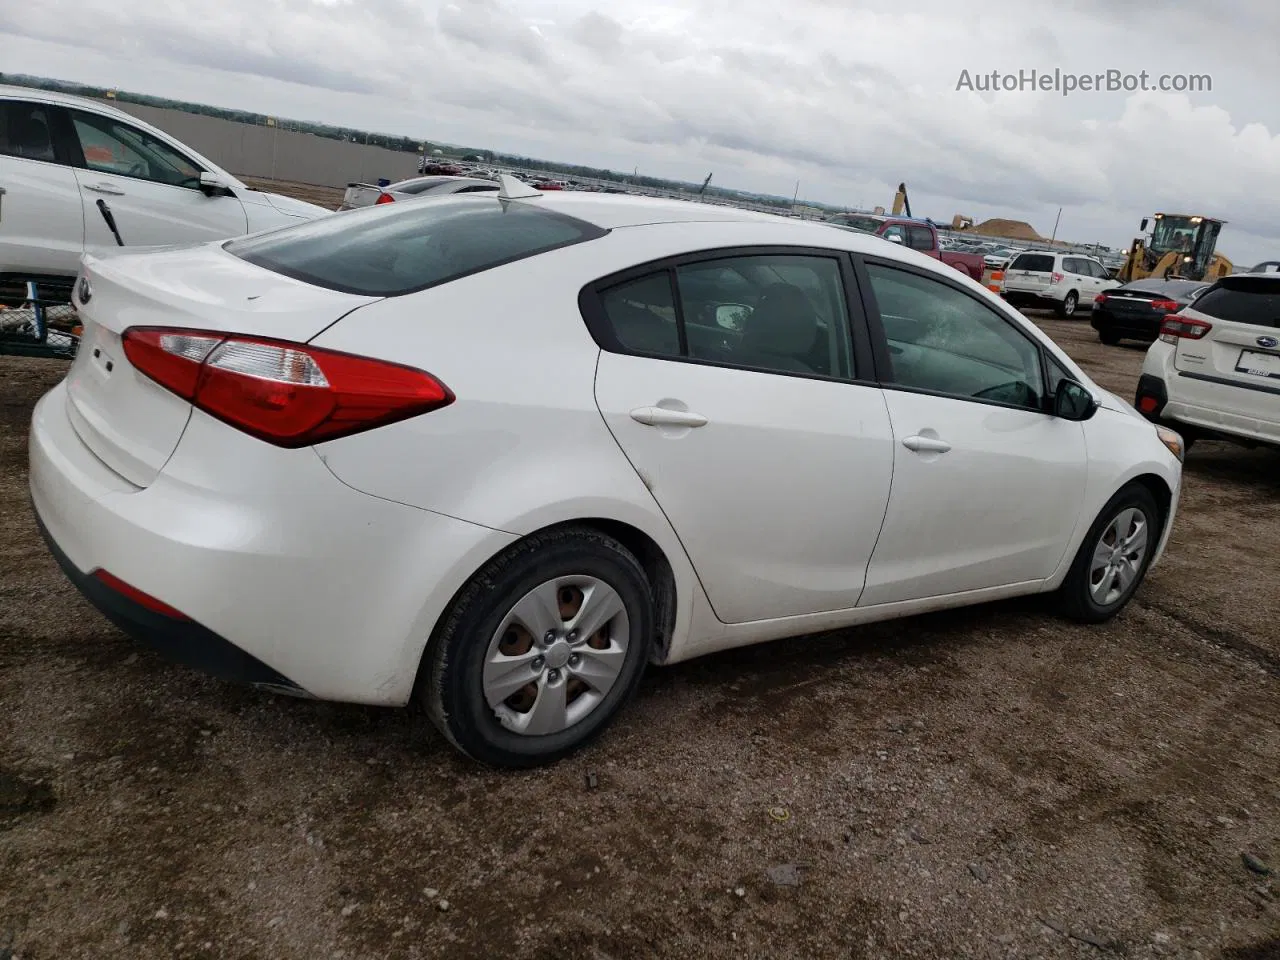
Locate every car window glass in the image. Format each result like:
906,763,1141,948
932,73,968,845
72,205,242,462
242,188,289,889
593,255,855,379
1045,355,1073,398
0,101,57,163
229,196,604,296
598,273,681,357
70,111,203,188
1010,253,1054,272
1190,280,1280,329
1062,258,1080,275
907,226,934,251
865,262,1044,410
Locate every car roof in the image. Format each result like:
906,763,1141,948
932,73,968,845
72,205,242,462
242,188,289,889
516,191,798,230
0,84,138,123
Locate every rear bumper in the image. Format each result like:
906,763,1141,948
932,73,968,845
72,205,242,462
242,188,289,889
1003,289,1065,308
1091,308,1161,340
1138,348,1280,447
33,506,305,693
28,380,517,705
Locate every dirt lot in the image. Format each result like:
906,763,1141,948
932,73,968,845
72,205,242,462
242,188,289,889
2,237,1279,957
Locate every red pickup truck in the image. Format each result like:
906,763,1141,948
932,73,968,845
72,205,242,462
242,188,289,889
825,214,986,282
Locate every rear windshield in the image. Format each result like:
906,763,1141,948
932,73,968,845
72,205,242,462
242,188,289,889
226,196,606,296
1009,253,1054,272
830,215,884,233
1191,278,1280,328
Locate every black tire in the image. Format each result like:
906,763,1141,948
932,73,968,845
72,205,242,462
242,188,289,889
1056,483,1161,624
1098,329,1121,345
420,526,653,768
1057,291,1079,318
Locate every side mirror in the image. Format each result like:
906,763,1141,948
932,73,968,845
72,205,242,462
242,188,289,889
1054,379,1098,421
199,172,234,197
715,303,752,330
885,233,904,244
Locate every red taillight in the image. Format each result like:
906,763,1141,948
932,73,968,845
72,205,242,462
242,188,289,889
375,193,395,205
1150,299,1180,312
1159,314,1212,344
1094,293,1107,304
122,328,453,447
92,569,190,620
1050,272,1064,284
1137,396,1160,413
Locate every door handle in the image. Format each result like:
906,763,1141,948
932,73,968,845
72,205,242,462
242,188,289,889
85,182,125,196
630,406,708,428
902,435,951,453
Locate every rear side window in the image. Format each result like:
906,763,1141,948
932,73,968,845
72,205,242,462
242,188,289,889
1191,279,1280,328
226,197,606,296
0,100,58,163
1010,253,1054,273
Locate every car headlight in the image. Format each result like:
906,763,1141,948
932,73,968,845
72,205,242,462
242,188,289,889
1156,425,1185,462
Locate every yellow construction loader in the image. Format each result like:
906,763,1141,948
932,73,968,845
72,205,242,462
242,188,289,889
1117,213,1233,283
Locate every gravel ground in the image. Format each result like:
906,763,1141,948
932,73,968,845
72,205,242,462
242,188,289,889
1,197,1278,958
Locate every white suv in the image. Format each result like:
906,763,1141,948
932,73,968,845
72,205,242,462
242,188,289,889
1001,251,1118,317
0,86,329,289
1137,273,1280,451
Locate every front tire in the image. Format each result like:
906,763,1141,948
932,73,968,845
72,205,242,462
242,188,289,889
1057,291,1079,318
421,527,653,768
1056,484,1161,623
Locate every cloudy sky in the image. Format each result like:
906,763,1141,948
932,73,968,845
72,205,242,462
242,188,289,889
3,0,1278,261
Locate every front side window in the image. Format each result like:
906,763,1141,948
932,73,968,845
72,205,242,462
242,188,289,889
0,101,57,163
592,254,854,379
865,262,1045,411
69,111,203,188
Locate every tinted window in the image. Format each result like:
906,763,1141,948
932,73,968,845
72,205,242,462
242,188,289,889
455,184,499,193
907,226,934,251
866,263,1044,411
70,111,203,187
392,177,455,195
1045,355,1073,399
594,255,854,379
1191,279,1280,329
227,196,606,296
0,101,57,162
1009,253,1054,273
830,215,883,233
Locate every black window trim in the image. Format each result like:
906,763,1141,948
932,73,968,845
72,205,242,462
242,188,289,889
578,244,878,386
853,253,1066,416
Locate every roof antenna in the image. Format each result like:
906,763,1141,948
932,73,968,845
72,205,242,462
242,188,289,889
497,174,542,200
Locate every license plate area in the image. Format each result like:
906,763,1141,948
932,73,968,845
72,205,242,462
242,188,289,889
1235,349,1280,379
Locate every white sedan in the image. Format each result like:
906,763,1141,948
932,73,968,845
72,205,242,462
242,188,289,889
1,85,328,284
29,178,1185,768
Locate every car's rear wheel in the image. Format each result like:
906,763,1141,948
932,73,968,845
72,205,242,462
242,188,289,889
1057,291,1079,318
421,526,653,768
1098,329,1121,345
1056,484,1161,623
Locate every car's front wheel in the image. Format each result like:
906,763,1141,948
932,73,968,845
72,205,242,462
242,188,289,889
421,526,653,768
1056,484,1161,623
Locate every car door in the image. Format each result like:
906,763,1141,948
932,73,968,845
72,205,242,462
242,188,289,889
855,257,1089,606
587,248,896,624
65,108,247,253
0,99,85,278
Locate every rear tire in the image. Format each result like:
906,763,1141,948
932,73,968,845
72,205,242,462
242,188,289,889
420,526,653,768
1057,291,1079,318
1098,329,1121,345
1056,484,1161,624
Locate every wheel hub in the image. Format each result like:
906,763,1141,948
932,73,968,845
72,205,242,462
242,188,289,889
544,639,572,670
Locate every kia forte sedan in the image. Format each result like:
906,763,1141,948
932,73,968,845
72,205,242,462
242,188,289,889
29,178,1184,768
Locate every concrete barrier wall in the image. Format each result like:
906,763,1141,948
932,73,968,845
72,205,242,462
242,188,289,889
101,101,419,189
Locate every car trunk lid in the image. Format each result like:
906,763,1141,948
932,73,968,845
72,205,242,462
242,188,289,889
65,244,380,487
1002,253,1055,292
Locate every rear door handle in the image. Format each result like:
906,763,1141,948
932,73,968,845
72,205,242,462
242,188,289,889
630,406,708,428
85,182,125,196
902,435,951,453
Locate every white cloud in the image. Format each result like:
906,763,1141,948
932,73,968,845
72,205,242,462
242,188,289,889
0,0,1275,261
